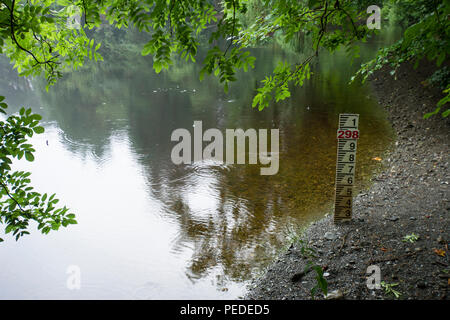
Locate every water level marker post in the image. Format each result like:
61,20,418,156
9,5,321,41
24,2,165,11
334,114,359,223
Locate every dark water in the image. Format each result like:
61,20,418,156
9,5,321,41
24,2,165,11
0,31,396,298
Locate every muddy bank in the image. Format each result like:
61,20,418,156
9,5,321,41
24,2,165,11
245,62,450,300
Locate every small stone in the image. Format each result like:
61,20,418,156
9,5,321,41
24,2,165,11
415,247,422,252
324,231,337,240
291,271,305,283
323,272,330,277
409,217,417,220
437,236,445,244
325,289,344,300
417,282,427,289
389,216,399,222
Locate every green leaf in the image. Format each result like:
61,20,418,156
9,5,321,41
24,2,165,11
25,152,35,162
424,107,440,119
153,60,162,73
142,42,153,56
436,52,446,67
5,224,15,234
33,126,45,134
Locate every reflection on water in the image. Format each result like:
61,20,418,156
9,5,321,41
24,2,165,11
0,31,395,298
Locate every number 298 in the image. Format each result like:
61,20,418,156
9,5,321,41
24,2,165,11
337,130,359,139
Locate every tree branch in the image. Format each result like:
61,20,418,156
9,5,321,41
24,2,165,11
0,178,29,216
7,0,59,77
224,0,236,56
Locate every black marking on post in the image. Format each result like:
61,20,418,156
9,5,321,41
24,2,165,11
334,114,359,223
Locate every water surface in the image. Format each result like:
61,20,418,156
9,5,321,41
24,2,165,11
0,32,395,299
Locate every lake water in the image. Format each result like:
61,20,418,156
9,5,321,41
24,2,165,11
0,30,395,299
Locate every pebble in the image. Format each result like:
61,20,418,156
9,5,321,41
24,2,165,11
417,282,427,289
324,231,337,240
325,289,344,300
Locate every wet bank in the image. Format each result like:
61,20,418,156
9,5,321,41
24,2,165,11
245,61,450,300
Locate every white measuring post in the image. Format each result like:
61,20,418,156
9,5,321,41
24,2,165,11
334,114,359,223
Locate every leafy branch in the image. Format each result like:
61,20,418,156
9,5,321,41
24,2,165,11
381,281,402,299
6,0,60,81
0,97,77,242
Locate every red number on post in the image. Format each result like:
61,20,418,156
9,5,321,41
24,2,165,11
337,130,359,139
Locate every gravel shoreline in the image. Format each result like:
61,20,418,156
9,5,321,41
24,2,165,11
245,62,450,300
